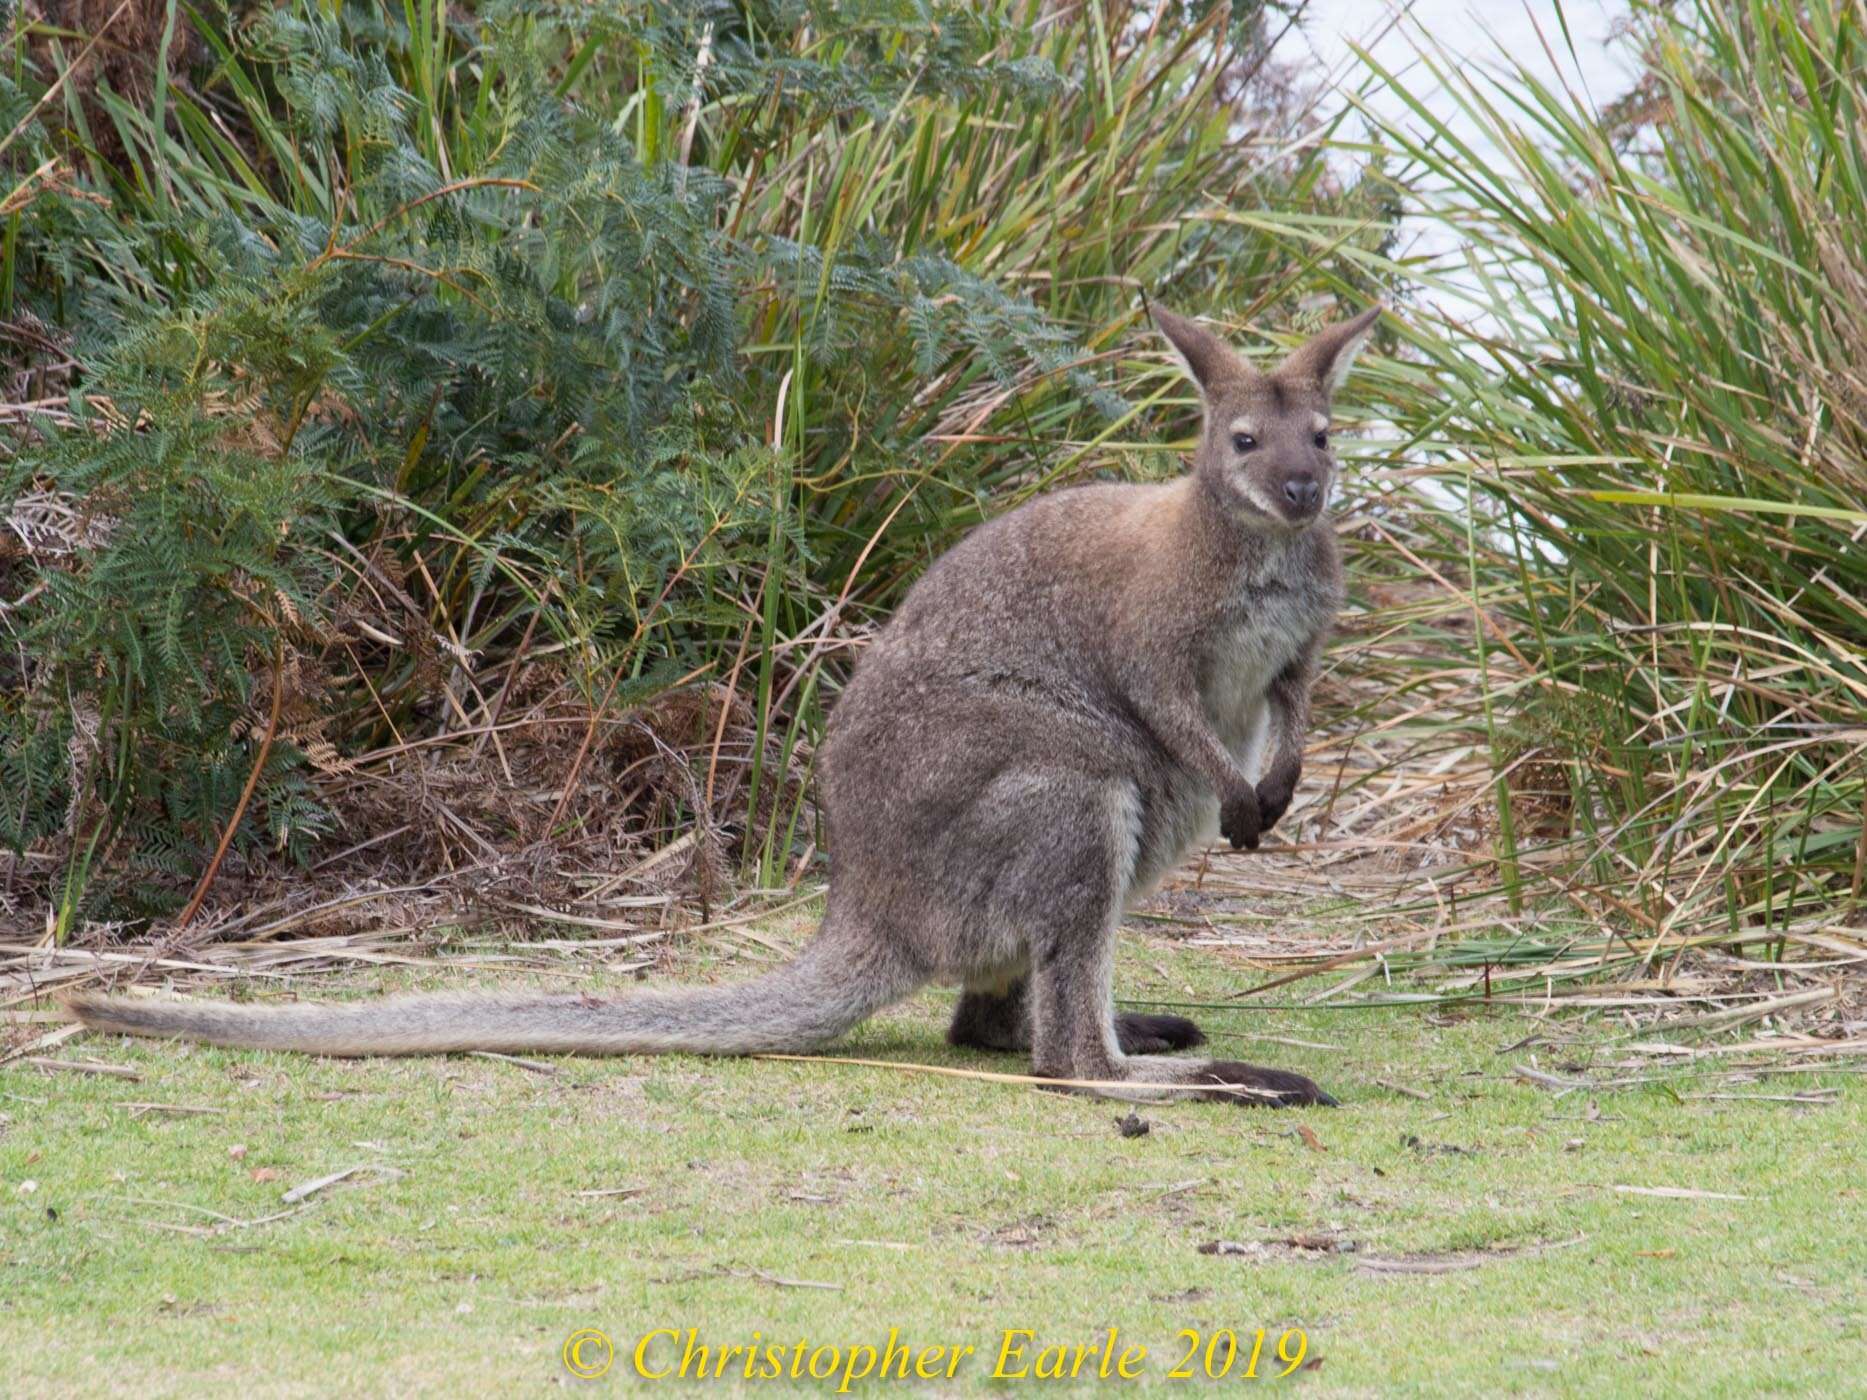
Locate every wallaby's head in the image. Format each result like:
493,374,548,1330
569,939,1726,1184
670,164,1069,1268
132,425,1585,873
1151,303,1382,529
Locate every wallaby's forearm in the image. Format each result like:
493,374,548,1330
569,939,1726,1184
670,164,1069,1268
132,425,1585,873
1116,661,1266,851
1257,642,1322,829
1123,675,1254,802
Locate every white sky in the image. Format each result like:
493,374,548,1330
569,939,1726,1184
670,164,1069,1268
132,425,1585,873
1288,0,1640,132
1275,1,1642,324
1256,3,1644,513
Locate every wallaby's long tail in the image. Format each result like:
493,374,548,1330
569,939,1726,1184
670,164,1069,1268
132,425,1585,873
64,922,919,1058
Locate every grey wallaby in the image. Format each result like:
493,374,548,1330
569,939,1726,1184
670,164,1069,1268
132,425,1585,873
68,303,1382,1107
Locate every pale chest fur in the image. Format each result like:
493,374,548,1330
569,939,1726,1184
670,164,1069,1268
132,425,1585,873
1197,549,1334,751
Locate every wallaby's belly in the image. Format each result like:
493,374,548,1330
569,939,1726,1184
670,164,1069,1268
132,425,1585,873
1126,777,1219,905
1125,713,1271,904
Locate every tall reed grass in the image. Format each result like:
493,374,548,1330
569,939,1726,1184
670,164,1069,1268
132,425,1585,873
1256,0,1866,948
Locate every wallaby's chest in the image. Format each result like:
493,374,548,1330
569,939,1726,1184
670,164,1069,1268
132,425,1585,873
1198,573,1329,736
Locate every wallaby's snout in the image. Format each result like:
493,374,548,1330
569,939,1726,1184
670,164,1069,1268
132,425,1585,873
1200,390,1337,528
1281,471,1323,520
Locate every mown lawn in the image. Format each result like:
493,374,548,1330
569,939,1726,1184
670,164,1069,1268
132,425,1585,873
4,919,1862,1396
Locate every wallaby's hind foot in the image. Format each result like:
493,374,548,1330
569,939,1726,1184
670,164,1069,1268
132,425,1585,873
1059,1052,1333,1109
1186,1061,1335,1108
1042,1054,1334,1108
947,980,1203,1057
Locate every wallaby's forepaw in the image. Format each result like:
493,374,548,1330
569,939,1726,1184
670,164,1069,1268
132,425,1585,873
1116,1012,1206,1055
1256,780,1295,834
1220,789,1262,850
1255,759,1301,837
1191,1060,1336,1108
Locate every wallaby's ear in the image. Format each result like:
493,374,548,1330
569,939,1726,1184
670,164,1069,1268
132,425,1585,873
1278,305,1383,399
1150,303,1247,398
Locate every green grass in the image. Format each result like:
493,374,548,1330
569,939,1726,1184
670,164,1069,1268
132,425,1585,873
5,924,1862,1396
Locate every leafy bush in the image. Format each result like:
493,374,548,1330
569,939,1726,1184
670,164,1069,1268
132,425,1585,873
3,0,1364,930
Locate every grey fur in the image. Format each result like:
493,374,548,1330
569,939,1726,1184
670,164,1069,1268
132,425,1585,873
68,304,1382,1108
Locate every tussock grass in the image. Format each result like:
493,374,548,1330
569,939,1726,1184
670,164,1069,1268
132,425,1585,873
1245,0,1867,973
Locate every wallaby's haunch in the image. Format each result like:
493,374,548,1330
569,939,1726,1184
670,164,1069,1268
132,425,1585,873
69,304,1381,1107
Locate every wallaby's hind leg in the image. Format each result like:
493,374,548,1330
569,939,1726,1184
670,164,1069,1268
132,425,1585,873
1028,935,1334,1107
947,977,1030,1052
948,978,1204,1056
1016,784,1333,1107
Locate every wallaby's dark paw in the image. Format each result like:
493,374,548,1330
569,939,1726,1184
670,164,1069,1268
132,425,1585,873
1256,782,1294,834
1116,1012,1206,1055
1191,1060,1336,1108
1256,759,1301,836
1219,790,1262,851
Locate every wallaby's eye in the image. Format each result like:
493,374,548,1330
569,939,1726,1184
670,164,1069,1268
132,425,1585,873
1231,432,1257,454
1313,430,1330,449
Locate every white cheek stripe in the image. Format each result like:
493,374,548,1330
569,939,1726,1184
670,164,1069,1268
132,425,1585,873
1243,483,1283,516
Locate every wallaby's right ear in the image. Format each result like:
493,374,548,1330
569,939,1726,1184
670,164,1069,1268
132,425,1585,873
1150,303,1246,398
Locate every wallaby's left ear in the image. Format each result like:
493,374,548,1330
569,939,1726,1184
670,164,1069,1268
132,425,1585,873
1278,305,1384,398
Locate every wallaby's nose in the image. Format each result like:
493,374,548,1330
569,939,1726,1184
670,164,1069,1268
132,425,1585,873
1283,475,1321,514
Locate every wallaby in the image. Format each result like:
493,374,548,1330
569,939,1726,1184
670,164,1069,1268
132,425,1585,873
68,303,1381,1107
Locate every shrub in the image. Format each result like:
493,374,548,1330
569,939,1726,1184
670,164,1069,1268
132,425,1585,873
3,0,1365,930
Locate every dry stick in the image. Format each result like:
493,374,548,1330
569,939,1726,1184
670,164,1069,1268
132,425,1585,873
751,1053,1287,1100
0,1024,83,1065
474,583,551,756
174,642,285,932
23,1056,139,1080
1853,783,1867,903
703,617,759,812
467,1050,557,1076
1,158,62,220
1230,927,1442,1001
405,548,510,781
1661,985,1837,1034
121,1102,224,1117
674,25,715,181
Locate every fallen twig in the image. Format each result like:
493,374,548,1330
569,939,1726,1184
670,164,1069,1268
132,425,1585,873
1611,1184,1747,1202
280,1163,403,1205
24,1056,140,1080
